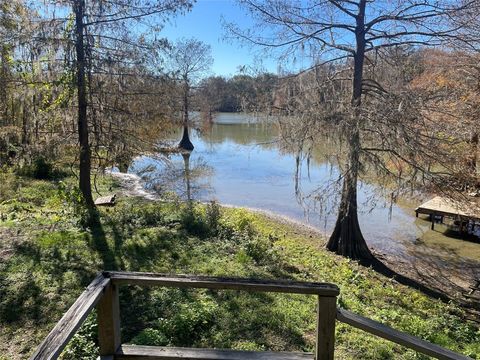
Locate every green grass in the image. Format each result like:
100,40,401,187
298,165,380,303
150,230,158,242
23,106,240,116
0,172,479,359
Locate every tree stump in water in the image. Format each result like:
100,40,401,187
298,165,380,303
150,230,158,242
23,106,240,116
178,126,194,151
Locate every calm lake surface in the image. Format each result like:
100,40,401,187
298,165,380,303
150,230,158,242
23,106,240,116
127,113,480,276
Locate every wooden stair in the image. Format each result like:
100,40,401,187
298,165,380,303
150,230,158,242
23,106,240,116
116,345,313,360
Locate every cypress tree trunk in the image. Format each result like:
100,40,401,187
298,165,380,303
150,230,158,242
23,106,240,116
74,0,94,208
179,125,194,151
178,83,194,151
327,127,373,260
326,0,373,261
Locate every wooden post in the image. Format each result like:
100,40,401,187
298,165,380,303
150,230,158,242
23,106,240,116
316,296,337,360
97,282,121,357
431,213,435,231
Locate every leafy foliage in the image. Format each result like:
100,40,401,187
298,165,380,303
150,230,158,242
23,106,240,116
0,174,479,359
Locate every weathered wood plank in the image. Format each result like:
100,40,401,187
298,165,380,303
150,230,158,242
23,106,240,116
465,293,480,300
95,194,116,206
315,297,336,360
97,281,121,355
105,271,339,296
116,345,313,360
30,274,110,360
336,308,473,360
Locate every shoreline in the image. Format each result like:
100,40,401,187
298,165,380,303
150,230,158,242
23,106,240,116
107,169,328,236
107,170,480,310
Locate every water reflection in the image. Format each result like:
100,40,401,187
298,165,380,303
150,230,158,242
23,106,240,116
131,152,213,202
128,113,480,282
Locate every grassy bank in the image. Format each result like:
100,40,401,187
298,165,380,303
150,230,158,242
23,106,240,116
0,171,479,359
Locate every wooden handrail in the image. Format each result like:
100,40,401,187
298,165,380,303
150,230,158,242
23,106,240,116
30,273,110,360
105,271,338,360
336,308,473,360
104,271,340,296
30,272,474,360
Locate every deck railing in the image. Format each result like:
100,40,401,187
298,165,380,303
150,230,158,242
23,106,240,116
30,271,472,360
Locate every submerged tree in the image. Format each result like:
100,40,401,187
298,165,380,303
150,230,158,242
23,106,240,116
168,38,213,151
230,0,478,261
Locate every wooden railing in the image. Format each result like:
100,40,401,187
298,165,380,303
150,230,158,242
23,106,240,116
30,271,473,360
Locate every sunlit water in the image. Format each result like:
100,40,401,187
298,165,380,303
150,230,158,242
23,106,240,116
125,113,480,276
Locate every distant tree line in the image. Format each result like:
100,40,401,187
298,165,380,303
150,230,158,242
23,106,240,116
196,73,278,114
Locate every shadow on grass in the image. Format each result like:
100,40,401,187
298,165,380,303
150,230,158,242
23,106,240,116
358,252,480,317
119,286,309,352
0,274,43,323
366,257,454,303
88,208,118,271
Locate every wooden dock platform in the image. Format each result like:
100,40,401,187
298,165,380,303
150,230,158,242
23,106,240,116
415,196,480,231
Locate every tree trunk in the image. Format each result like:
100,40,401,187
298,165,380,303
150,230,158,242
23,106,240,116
21,102,28,145
74,0,94,208
326,0,373,261
327,127,373,260
0,45,8,126
469,132,479,180
178,83,194,151
179,125,194,151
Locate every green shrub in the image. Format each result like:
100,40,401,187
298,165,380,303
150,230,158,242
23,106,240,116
231,340,266,351
244,236,268,263
123,288,218,347
17,157,66,180
131,328,169,346
106,202,171,229
0,169,20,202
179,206,209,238
205,201,221,235
57,182,91,228
60,313,98,360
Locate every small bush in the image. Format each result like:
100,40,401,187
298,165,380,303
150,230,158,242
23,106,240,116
57,182,91,228
131,328,169,346
0,170,20,202
60,313,98,360
244,236,276,264
31,157,53,179
107,202,171,230
205,201,221,235
179,206,209,238
17,157,66,180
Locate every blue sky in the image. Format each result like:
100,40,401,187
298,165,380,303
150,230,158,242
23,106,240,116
160,0,279,77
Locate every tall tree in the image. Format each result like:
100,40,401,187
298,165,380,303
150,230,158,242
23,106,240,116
0,0,33,163
168,38,213,151
230,0,478,261
40,0,193,207
73,0,93,206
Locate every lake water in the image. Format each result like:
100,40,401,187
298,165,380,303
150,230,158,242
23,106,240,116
126,113,480,282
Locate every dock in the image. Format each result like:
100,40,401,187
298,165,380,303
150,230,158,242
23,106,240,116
415,196,480,231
